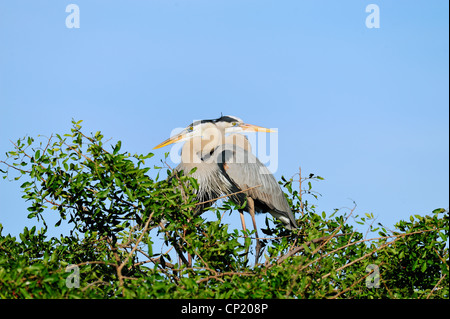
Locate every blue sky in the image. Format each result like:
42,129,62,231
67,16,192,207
0,1,448,238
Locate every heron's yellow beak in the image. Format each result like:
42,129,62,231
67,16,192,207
239,123,277,133
153,131,188,149
154,121,275,150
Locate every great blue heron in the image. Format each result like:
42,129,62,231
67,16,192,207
154,115,298,262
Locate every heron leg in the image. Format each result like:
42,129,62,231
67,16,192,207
247,197,262,264
239,210,250,264
239,210,247,232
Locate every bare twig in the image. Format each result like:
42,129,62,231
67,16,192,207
299,166,304,216
320,228,441,282
426,274,446,299
116,211,155,286
195,271,255,286
329,262,386,299
275,233,349,265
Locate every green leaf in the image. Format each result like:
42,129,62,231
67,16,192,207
20,181,32,188
125,187,135,202
421,262,427,273
190,177,199,190
96,190,109,199
113,141,122,155
142,153,154,160
148,239,153,256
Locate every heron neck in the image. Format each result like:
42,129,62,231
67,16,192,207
181,140,203,165
181,124,224,164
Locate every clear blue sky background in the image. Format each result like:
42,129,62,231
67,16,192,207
0,1,448,238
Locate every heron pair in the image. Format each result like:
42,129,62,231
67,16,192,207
153,115,298,263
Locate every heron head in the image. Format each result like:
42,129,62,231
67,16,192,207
153,115,276,149
153,120,218,150
213,115,276,134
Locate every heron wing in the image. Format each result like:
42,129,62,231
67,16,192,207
215,144,297,229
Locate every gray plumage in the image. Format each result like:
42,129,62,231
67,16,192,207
205,142,298,230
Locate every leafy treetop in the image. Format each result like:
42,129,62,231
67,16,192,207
0,120,448,298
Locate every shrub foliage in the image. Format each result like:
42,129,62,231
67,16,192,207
0,120,448,298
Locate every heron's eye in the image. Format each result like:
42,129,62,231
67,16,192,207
188,125,193,131
232,122,238,127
